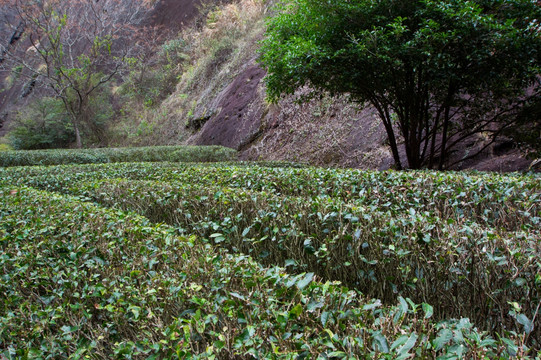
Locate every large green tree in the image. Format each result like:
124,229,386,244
260,0,541,169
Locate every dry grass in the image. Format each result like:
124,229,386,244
110,0,268,147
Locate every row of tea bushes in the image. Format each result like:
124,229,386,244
1,186,532,358
0,145,237,167
3,162,538,230
159,166,539,231
1,162,539,345
52,178,540,342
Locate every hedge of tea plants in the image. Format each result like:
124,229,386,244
0,145,237,167
0,162,540,357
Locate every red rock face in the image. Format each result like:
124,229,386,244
194,64,267,150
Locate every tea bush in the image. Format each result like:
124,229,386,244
1,186,532,358
42,178,540,338
1,162,540,349
0,145,237,167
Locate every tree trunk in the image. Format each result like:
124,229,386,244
72,118,82,149
438,107,451,171
372,100,403,170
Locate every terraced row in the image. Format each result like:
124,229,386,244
2,186,530,358
1,162,539,347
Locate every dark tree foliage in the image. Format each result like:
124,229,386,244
260,0,541,169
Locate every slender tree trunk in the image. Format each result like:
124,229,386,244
372,100,402,170
438,84,457,170
386,124,403,170
72,118,82,149
407,136,420,169
428,110,442,169
438,106,451,171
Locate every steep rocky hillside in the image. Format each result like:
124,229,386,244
122,0,534,171
0,0,536,171
105,0,396,169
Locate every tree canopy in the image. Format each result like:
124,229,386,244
260,0,541,169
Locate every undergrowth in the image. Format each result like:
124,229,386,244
110,0,268,146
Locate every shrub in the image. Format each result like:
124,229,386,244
0,145,237,167
8,97,75,150
61,177,540,341
0,184,534,358
1,162,539,346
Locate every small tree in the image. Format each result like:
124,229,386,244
260,0,541,169
0,0,151,148
8,97,73,150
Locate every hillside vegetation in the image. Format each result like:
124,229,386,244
1,0,538,170
108,0,395,169
1,159,540,357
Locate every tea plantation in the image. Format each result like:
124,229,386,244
0,158,540,358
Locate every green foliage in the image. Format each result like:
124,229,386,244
0,0,149,148
0,182,536,358
1,162,539,348
260,0,541,169
0,143,13,152
0,146,237,167
120,39,190,108
8,97,75,150
83,83,114,143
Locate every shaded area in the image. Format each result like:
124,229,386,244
144,0,203,31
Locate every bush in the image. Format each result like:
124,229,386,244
0,184,534,358
0,145,237,167
8,89,114,150
62,177,540,340
120,39,190,108
8,97,75,150
1,162,539,346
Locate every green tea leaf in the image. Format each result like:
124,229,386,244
296,272,314,290
433,329,453,351
422,303,434,319
289,304,303,318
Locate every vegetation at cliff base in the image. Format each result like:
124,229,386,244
0,145,237,167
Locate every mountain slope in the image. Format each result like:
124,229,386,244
0,0,536,171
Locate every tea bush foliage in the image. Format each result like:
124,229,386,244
0,145,237,167
0,161,540,358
